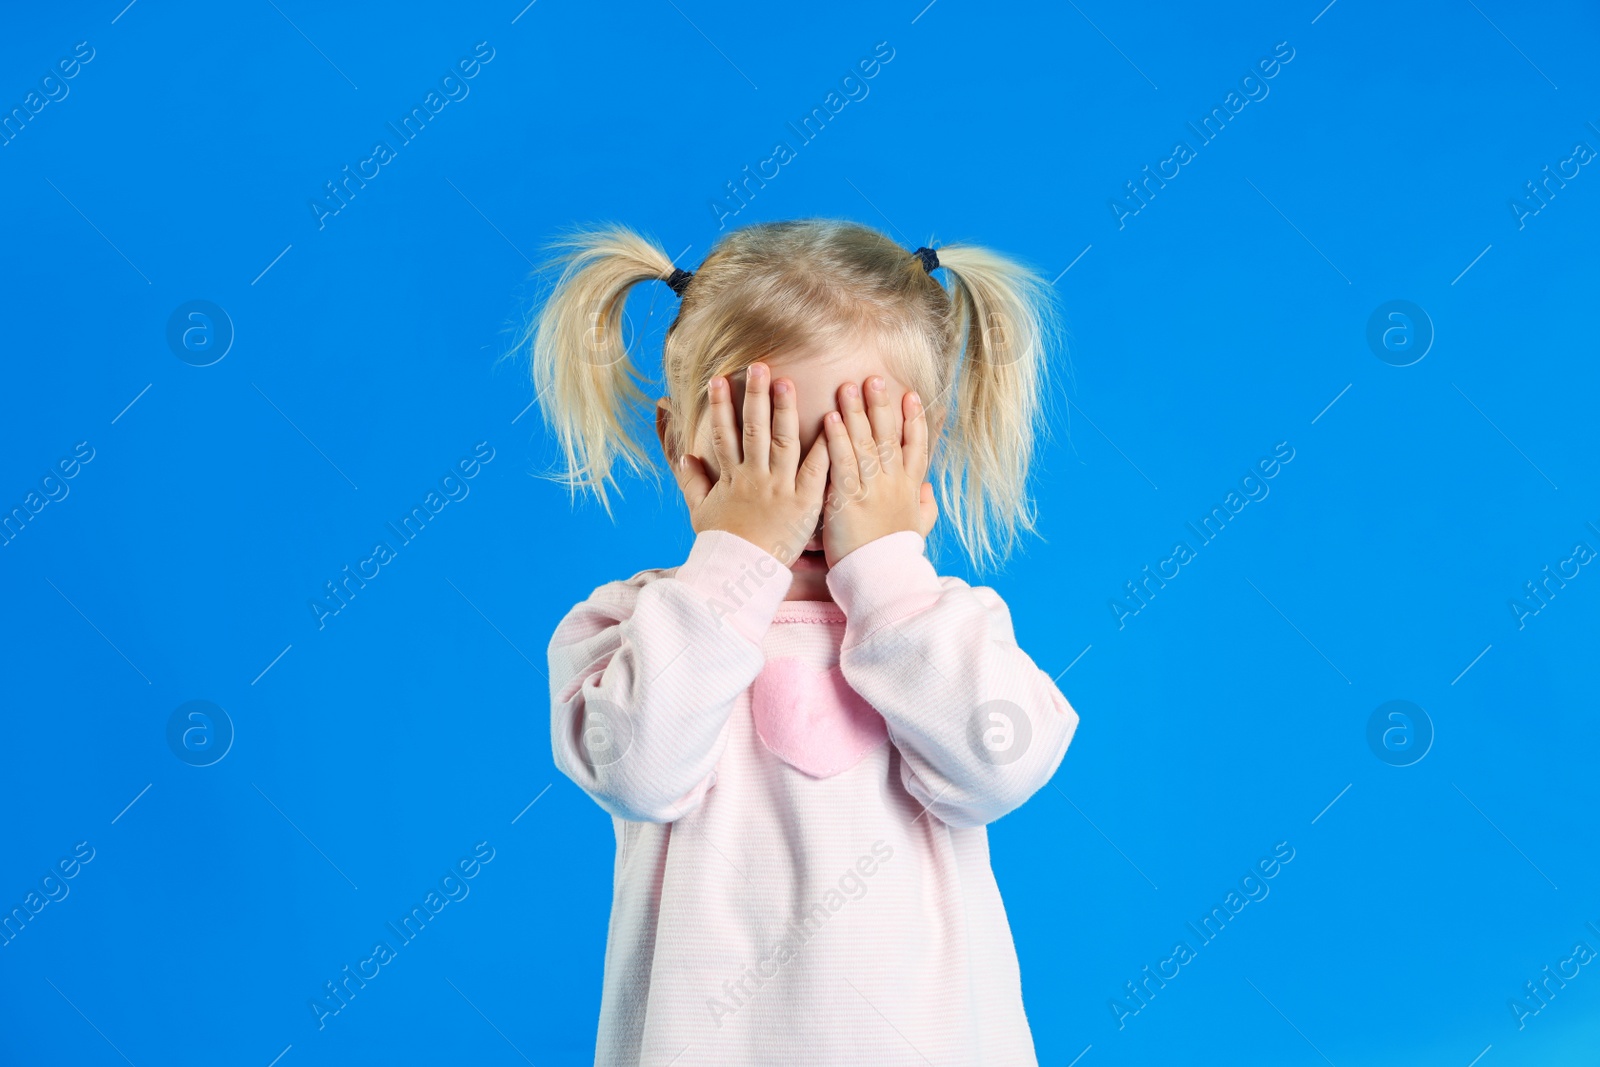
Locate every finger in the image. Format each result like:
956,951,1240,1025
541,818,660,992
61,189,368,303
770,377,800,478
707,375,741,475
864,376,902,471
795,422,830,502
674,454,713,514
903,390,930,481
838,382,878,484
917,481,938,537
823,409,864,503
741,362,772,473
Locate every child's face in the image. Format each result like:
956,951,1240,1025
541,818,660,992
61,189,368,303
712,350,911,471
664,340,916,594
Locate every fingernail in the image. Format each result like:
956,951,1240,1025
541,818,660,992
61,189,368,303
843,383,859,399
773,380,790,396
826,411,841,424
868,377,884,392
908,391,921,407
750,362,766,380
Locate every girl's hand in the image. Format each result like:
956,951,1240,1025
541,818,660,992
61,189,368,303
821,377,939,567
673,363,831,566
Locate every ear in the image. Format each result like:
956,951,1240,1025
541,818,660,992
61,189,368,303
654,397,677,463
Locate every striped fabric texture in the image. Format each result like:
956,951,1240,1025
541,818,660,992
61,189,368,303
548,530,1080,1066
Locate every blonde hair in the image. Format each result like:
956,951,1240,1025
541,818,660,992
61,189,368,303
519,218,1061,570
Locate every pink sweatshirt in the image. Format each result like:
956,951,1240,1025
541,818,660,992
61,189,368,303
548,529,1080,1066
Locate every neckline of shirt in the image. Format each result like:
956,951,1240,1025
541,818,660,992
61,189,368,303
772,599,846,623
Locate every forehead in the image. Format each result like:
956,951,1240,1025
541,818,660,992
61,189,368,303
728,341,911,405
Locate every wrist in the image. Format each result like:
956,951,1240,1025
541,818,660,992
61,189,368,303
675,529,795,643
825,530,941,635
825,518,922,568
701,519,812,566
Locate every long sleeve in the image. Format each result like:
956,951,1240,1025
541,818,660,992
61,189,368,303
548,529,792,823
826,531,1079,828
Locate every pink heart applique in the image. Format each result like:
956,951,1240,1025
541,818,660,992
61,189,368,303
749,657,889,779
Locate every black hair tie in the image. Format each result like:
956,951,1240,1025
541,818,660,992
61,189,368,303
665,267,694,297
669,250,934,294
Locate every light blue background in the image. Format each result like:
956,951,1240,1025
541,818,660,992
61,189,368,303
2,1,1597,1064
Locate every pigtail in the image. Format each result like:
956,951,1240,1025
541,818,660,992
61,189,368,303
521,225,679,510
928,244,1061,570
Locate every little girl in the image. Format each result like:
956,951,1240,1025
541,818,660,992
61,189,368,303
526,219,1080,1066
